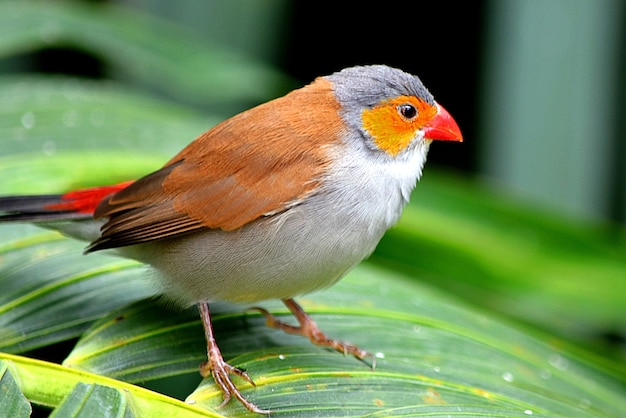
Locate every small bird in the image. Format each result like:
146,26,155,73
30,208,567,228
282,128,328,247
0,65,462,413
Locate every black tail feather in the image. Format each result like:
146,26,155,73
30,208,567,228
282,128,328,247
0,195,91,222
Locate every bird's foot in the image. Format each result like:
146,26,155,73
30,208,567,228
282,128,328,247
250,298,376,369
199,355,269,414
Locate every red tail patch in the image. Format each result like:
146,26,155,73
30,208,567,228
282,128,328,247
45,181,133,215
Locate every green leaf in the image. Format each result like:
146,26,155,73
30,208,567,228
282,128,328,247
50,382,136,418
2,233,625,416
0,1,292,105
0,225,154,353
0,360,32,418
0,354,218,417
0,153,165,194
374,172,626,351
0,75,215,158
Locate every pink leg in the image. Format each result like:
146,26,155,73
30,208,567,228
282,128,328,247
198,302,270,414
252,298,375,368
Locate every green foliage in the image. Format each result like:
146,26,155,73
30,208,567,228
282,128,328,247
0,1,624,416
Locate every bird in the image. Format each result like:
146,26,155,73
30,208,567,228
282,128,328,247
0,65,462,414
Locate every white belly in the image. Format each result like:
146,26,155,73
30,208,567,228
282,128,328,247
119,192,390,304
116,142,429,305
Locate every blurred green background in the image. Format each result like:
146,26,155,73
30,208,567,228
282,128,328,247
0,0,625,416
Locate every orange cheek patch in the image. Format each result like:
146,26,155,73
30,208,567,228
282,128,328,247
361,96,437,157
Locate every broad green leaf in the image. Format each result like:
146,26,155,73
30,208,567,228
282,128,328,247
51,382,136,418
63,300,203,383
0,355,218,417
0,224,154,353
374,172,626,351
0,360,32,418
0,153,164,194
0,1,291,106
0,75,215,158
2,235,625,416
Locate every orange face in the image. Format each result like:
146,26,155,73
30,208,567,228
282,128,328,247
361,95,438,157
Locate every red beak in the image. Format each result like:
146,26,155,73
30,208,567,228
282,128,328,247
424,103,463,142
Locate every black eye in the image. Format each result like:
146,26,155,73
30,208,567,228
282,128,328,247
398,103,417,120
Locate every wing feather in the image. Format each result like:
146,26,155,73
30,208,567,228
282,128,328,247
88,78,343,252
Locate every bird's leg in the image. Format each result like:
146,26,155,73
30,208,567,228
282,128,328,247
198,302,270,414
251,298,376,368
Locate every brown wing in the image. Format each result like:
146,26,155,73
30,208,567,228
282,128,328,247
87,78,343,252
